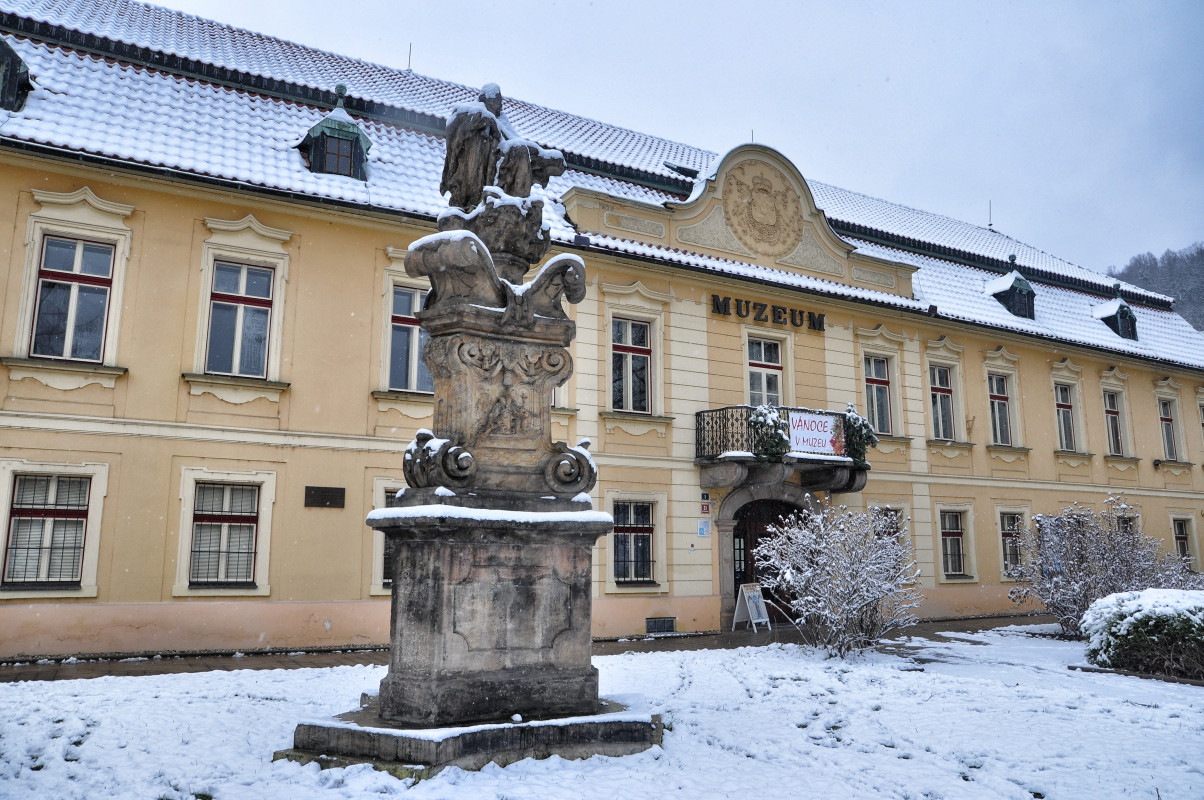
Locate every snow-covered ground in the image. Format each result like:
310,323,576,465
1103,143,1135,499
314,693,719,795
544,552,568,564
0,626,1200,799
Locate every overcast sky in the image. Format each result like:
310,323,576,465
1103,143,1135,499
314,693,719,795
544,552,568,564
152,0,1203,274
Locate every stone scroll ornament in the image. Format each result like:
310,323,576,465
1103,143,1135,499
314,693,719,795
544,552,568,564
403,85,595,497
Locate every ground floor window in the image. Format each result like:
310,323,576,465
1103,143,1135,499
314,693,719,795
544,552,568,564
3,475,89,586
940,510,966,576
189,483,259,587
614,501,654,583
1173,518,1192,560
1000,512,1023,573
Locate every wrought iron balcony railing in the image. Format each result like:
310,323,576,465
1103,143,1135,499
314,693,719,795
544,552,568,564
695,405,872,466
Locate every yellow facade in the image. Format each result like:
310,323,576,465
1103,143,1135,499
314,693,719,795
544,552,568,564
2,142,1200,659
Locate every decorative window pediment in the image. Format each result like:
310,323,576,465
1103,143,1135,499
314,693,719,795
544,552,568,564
299,85,371,180
1092,296,1137,340
985,270,1035,319
0,38,33,112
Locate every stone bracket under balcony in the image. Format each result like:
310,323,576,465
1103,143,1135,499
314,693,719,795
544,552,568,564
694,405,870,495
697,455,867,494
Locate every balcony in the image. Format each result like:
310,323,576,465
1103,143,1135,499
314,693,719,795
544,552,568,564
694,405,871,494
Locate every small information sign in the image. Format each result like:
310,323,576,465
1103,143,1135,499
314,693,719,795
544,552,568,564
732,582,772,631
697,519,711,537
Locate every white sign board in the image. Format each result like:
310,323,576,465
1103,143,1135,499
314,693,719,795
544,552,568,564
788,411,844,455
732,583,772,631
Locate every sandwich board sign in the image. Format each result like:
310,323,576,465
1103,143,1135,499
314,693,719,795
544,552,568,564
733,583,772,631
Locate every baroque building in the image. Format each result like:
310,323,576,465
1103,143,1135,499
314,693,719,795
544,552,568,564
0,0,1201,657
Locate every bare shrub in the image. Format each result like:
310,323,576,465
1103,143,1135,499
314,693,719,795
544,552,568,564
754,505,921,657
1008,497,1204,636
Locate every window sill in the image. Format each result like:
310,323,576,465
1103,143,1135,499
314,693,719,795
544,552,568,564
3,356,127,390
941,574,977,583
615,580,660,587
372,389,434,416
0,583,97,599
172,582,271,597
600,410,673,438
552,406,579,417
1154,459,1194,468
182,373,289,405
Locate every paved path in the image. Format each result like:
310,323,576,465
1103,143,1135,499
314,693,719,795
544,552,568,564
0,615,1052,683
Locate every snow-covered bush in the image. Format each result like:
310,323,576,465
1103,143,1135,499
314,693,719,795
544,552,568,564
1082,589,1204,680
842,402,878,468
749,404,789,458
1007,497,1204,636
754,504,921,657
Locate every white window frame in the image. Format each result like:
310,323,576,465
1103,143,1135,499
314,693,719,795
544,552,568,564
173,466,275,596
863,353,894,435
928,362,958,441
1170,515,1196,568
0,459,107,599
995,504,1028,579
1054,383,1077,452
370,476,407,596
987,373,1014,446
603,488,668,594
611,316,653,414
935,503,976,582
382,274,432,394
982,347,1022,447
15,188,133,370
1099,367,1134,458
193,216,291,384
744,326,792,408
856,325,907,439
601,281,670,417
1153,378,1185,463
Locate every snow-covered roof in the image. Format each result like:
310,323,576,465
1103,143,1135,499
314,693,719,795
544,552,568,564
0,0,1200,369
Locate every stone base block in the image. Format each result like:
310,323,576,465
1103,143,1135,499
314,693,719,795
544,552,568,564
275,697,661,777
379,664,599,726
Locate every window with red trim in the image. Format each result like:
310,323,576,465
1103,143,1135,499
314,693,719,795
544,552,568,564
388,286,432,392
3,475,89,586
189,483,259,587
205,261,273,378
612,318,651,413
30,236,115,362
748,337,782,407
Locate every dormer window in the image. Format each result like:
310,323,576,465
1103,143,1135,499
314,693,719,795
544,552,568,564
0,38,33,112
298,85,371,180
985,270,1035,320
1093,298,1138,340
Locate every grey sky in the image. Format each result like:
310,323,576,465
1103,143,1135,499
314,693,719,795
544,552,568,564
153,0,1203,274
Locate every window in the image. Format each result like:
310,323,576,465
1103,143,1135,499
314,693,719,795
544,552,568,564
18,188,133,372
388,286,433,392
1000,512,1023,573
204,261,273,378
990,274,1035,319
864,356,892,434
988,373,1012,445
1104,390,1125,456
929,364,955,440
298,92,372,181
324,135,354,176
940,510,967,576
1054,383,1076,451
29,236,115,363
189,483,259,587
1173,518,1192,560
1159,399,1179,461
1117,515,1137,536
612,318,651,413
3,475,89,586
174,466,275,596
0,459,106,598
748,337,782,407
613,501,654,583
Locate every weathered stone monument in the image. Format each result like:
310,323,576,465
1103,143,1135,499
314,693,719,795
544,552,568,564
278,85,657,774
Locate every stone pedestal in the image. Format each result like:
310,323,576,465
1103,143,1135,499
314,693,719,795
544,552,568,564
370,490,611,725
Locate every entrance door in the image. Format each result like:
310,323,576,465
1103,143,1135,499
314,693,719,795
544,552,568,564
733,500,801,589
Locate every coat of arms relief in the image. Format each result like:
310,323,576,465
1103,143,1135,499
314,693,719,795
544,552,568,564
721,160,804,258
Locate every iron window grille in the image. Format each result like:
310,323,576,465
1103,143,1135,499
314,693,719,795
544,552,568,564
1000,512,1023,572
613,501,654,584
612,318,651,413
389,286,432,392
189,483,259,587
748,337,783,407
940,510,967,577
3,475,89,587
205,261,273,378
30,235,115,363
